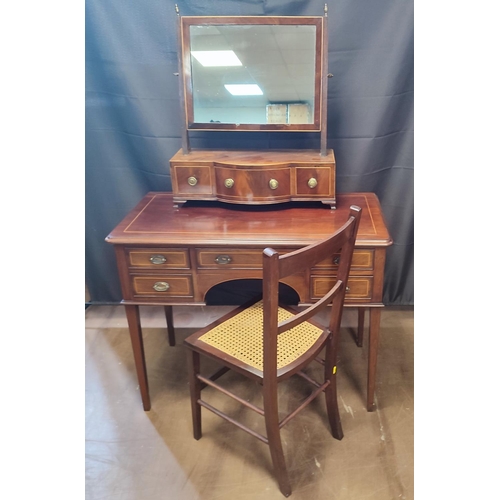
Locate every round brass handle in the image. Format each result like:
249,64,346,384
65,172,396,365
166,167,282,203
153,281,170,292
333,256,340,265
269,179,279,190
214,254,232,265
187,176,198,186
150,255,167,265
345,286,351,292
307,178,318,189
224,178,235,188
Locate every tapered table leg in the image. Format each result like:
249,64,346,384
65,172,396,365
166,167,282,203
124,305,151,411
357,307,365,347
367,307,382,412
164,305,175,346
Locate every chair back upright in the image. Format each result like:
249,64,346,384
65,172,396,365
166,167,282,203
261,205,362,379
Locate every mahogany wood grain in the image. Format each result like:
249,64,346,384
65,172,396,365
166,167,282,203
357,307,366,347
164,306,175,347
169,149,336,207
368,307,382,412
124,305,150,411
106,192,388,247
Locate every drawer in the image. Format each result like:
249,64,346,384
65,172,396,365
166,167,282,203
132,275,193,297
196,248,263,269
312,249,374,271
295,166,333,197
196,248,296,269
310,277,373,301
214,165,291,202
172,165,213,195
126,248,190,269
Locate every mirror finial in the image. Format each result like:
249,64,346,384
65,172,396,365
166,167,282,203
324,4,328,16
175,4,179,15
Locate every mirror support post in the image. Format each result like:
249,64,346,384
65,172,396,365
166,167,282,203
176,5,190,154
320,4,328,156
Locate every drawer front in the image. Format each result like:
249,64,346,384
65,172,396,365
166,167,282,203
295,166,333,197
196,248,297,269
214,166,291,202
197,249,263,269
172,165,213,195
126,248,190,269
310,277,373,301
312,249,374,271
132,275,193,297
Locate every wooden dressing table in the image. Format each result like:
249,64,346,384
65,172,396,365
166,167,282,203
106,191,392,412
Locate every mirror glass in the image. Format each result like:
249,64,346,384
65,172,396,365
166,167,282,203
182,18,323,131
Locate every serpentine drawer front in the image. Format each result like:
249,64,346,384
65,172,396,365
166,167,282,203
214,164,291,203
169,149,336,208
171,165,213,195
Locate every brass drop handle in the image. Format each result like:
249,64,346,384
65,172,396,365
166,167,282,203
346,286,351,292
269,179,279,190
308,178,318,189
153,281,170,292
150,255,167,265
224,178,235,188
333,256,340,265
187,176,198,186
215,254,232,265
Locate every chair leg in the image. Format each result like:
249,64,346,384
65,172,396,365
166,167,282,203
264,387,292,497
324,343,344,440
187,349,202,440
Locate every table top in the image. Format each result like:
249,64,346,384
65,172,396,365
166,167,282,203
106,192,392,247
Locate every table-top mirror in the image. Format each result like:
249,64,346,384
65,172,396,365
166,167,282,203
171,11,335,208
180,16,325,132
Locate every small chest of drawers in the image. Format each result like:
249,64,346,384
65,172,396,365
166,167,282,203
170,149,336,208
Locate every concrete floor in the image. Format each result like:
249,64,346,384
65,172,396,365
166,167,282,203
85,305,413,500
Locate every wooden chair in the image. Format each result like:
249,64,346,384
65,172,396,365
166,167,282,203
184,205,362,497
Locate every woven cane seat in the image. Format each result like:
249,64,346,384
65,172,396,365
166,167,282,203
198,301,324,371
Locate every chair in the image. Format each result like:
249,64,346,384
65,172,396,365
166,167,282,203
183,205,362,497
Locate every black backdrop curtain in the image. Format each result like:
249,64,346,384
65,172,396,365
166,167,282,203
85,0,414,305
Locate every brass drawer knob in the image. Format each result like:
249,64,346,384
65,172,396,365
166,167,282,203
153,281,170,292
345,286,351,292
333,256,340,265
150,255,167,265
224,178,235,188
269,179,279,190
214,254,232,265
307,177,318,188
187,176,198,186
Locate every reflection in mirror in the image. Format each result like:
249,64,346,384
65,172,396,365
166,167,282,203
183,19,322,130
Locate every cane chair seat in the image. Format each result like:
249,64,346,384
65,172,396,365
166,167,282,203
196,301,326,373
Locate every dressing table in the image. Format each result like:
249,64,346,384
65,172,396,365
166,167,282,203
106,192,392,412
